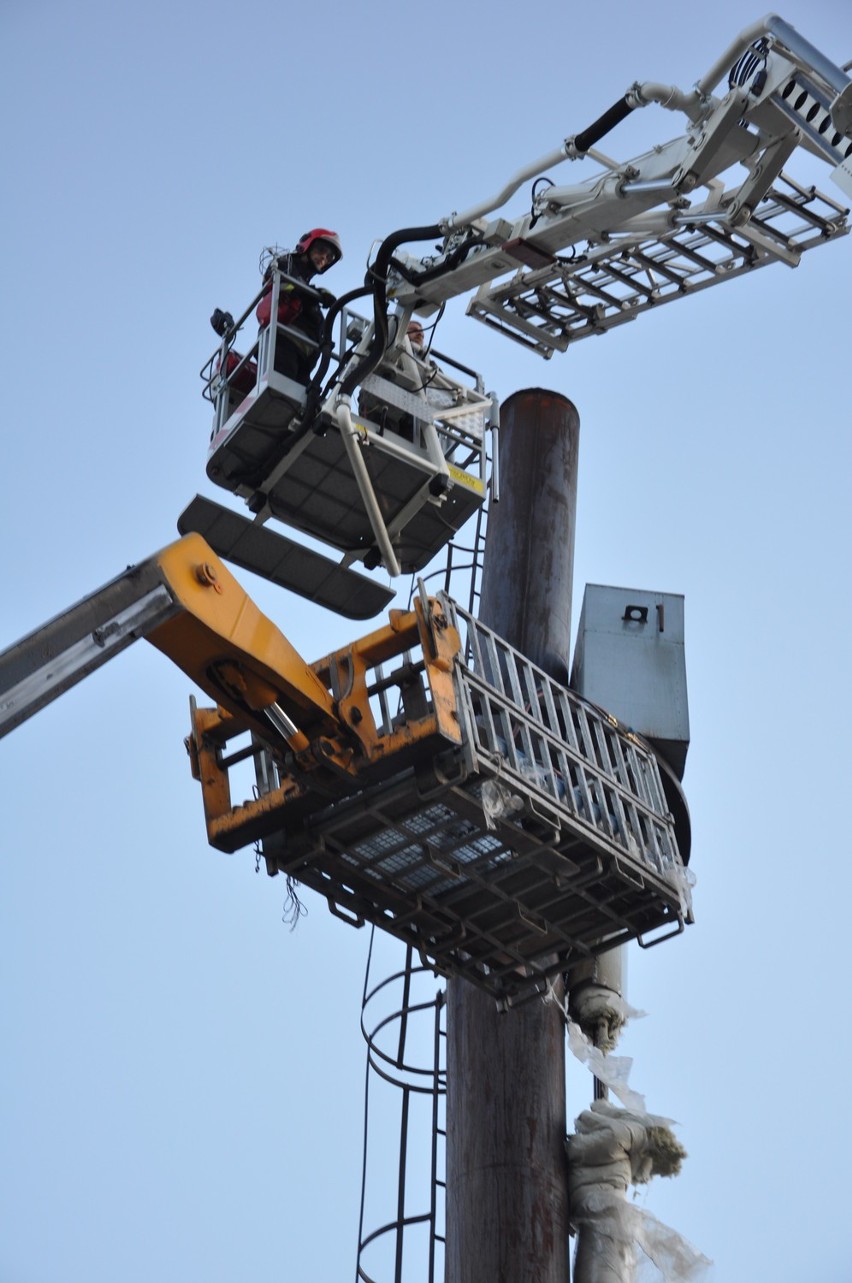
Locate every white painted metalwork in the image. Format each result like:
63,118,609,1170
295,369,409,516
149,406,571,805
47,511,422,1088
383,16,850,354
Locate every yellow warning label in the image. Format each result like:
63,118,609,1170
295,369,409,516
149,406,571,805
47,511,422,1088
446,463,485,494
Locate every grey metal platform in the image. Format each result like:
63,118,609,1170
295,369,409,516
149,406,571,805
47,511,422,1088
206,382,485,573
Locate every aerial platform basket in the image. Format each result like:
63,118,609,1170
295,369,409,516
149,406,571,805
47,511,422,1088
190,592,691,1004
199,285,492,584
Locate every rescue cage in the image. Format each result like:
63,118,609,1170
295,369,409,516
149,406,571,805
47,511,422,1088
199,282,494,574
252,595,692,1003
199,285,492,483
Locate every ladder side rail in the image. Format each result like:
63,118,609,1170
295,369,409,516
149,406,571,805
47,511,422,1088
0,534,345,748
467,177,849,353
0,562,181,739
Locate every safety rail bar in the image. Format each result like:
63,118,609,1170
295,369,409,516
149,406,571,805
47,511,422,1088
449,597,681,886
200,267,329,407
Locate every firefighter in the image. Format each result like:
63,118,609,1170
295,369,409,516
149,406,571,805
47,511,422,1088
256,229,343,385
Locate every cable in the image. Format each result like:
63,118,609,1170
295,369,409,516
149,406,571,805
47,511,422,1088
303,283,374,414
529,176,555,229
728,38,769,92
390,229,485,290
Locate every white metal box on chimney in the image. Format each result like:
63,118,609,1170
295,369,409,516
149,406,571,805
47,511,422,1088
570,584,689,779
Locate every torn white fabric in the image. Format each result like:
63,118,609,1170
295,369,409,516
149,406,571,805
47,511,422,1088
631,1205,712,1283
571,1189,712,1282
675,864,696,921
566,1019,648,1114
545,981,648,1109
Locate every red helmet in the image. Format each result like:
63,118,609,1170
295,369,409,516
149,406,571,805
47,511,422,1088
295,228,342,273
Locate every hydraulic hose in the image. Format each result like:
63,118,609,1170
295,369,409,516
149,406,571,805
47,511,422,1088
390,231,484,288
572,96,634,154
337,223,444,400
304,283,374,415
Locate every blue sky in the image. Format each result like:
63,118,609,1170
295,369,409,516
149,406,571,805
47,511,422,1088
2,2,851,1280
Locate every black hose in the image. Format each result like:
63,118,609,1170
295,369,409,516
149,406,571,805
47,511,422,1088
304,283,374,415
390,230,484,288
573,96,634,154
338,222,444,399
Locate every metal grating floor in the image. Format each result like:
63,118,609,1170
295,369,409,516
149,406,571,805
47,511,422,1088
265,598,691,1003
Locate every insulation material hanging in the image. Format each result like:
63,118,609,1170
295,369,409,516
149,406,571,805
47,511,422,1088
568,948,643,1052
566,1100,711,1283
